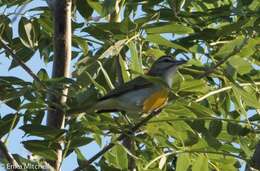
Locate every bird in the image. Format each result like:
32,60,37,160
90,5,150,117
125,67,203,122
82,55,187,115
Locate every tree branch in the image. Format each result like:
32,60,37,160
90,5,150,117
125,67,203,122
195,82,260,102
46,0,72,170
0,140,20,171
197,37,249,79
145,149,247,170
0,40,45,88
74,110,161,171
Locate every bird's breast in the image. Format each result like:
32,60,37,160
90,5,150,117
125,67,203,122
142,88,169,113
116,86,169,113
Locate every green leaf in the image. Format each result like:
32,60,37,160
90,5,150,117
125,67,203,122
176,153,190,171
145,22,194,34
0,15,13,42
180,79,208,93
76,0,93,19
0,85,22,110
20,124,66,139
20,101,46,110
120,17,137,33
12,154,48,170
228,55,252,75
0,76,30,86
146,34,188,51
233,86,260,108
75,148,89,168
187,102,214,117
87,0,103,16
239,37,260,58
73,36,89,55
22,140,58,160
204,134,222,149
249,0,260,10
248,114,260,121
0,113,19,138
115,144,128,170
69,136,93,148
239,138,253,157
189,44,205,54
128,41,143,77
38,15,53,35
208,120,222,137
226,122,250,136
190,120,208,133
118,55,130,82
97,61,115,89
8,38,35,69
192,155,208,171
164,101,197,117
19,17,39,48
37,68,49,81
144,48,166,58
75,148,87,161
9,49,35,70
231,88,247,116
214,36,246,58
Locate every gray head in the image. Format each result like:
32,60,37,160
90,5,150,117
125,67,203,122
148,56,186,76
147,56,187,87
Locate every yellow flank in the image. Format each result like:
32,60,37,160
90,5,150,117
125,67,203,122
143,88,169,113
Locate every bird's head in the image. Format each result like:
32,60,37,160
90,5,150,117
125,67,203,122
147,56,187,87
148,56,186,76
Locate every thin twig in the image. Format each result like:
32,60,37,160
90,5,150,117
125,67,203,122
74,110,161,171
149,117,259,127
11,3,27,23
3,113,19,144
145,149,247,170
196,82,260,102
72,36,251,169
0,40,46,88
0,40,71,100
0,140,20,171
197,37,249,79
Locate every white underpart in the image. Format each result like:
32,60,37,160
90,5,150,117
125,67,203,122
163,67,177,87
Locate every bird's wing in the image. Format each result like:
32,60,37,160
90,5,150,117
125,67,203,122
98,76,153,101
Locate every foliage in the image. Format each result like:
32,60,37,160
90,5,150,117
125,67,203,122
0,0,260,170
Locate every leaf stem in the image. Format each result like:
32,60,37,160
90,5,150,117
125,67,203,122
144,149,247,170
196,82,260,102
0,140,20,171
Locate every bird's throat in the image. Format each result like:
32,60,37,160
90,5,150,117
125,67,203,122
163,67,177,87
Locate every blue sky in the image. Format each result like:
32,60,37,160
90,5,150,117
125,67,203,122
0,1,256,171
0,1,104,170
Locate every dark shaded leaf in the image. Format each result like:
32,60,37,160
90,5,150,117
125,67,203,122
208,120,222,137
22,140,58,160
76,0,93,19
145,22,194,34
146,34,188,51
69,136,93,148
20,124,66,139
18,17,39,48
0,113,19,138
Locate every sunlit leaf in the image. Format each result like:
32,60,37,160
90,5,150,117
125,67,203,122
192,155,209,171
145,22,194,34
19,17,39,48
176,153,190,171
20,124,66,139
146,34,188,51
